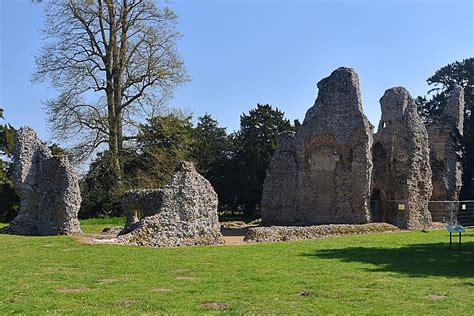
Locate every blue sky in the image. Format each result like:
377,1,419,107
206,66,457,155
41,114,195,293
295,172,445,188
0,0,473,142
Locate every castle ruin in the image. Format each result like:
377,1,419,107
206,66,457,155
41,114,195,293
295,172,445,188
262,67,463,229
262,67,373,225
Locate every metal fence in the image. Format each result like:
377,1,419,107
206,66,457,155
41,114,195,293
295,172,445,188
428,201,474,227
369,200,474,227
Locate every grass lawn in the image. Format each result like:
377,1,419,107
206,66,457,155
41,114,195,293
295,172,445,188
0,218,473,314
79,217,125,234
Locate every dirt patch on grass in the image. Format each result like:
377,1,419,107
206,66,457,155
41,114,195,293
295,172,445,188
150,288,173,292
45,267,74,274
172,268,190,273
78,232,247,246
300,291,314,297
97,278,119,285
427,294,447,301
223,235,246,245
3,297,26,305
220,227,249,245
117,299,140,306
56,287,88,294
175,276,196,281
200,302,229,310
63,248,80,252
74,234,120,245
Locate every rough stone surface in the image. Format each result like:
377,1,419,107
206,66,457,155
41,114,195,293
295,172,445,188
121,189,163,231
0,127,82,235
261,67,373,225
261,131,298,224
101,226,124,235
118,162,223,247
371,87,432,229
244,223,399,243
427,87,464,202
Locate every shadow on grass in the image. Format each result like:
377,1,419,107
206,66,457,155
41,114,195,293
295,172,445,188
303,241,474,278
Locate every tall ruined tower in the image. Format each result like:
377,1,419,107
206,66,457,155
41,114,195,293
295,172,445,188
261,67,373,225
371,87,432,229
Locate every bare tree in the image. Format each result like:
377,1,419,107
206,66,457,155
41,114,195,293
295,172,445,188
33,0,188,181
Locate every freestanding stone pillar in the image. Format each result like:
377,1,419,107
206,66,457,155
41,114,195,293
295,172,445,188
371,87,432,229
0,127,82,235
261,132,298,224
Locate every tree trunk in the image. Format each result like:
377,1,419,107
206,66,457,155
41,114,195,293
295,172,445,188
105,0,123,183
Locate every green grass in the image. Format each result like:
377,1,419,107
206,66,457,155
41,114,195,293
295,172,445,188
79,217,125,234
0,221,473,314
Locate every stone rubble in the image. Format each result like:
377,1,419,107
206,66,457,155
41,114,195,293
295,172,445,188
0,127,82,235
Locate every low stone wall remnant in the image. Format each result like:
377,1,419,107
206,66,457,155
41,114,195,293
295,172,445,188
244,223,399,243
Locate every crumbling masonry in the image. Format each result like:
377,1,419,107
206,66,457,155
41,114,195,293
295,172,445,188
118,162,223,247
0,127,82,235
262,67,373,225
370,87,433,229
261,67,459,229
427,87,465,202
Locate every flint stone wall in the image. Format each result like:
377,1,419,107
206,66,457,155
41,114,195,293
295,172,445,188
427,86,464,202
371,87,432,229
121,189,163,230
244,223,399,243
118,162,223,247
261,67,373,225
261,131,298,224
0,127,82,235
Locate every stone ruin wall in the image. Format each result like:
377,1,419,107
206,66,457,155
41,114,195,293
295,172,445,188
118,161,223,247
426,87,464,202
262,67,373,225
2,72,464,239
371,87,432,229
295,67,373,224
261,67,464,229
0,127,82,235
261,131,298,224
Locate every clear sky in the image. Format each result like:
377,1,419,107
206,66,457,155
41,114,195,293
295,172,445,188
0,0,473,142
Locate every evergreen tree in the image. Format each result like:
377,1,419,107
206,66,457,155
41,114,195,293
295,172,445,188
234,104,294,216
0,109,19,222
191,114,234,210
192,114,228,176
